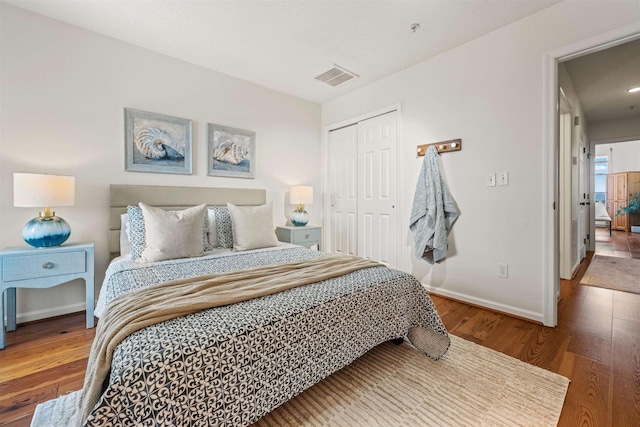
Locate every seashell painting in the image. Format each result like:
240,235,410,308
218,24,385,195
125,108,192,175
134,127,185,160
212,138,249,165
207,123,255,179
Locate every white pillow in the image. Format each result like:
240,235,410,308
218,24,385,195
119,213,131,256
227,202,279,251
139,202,207,262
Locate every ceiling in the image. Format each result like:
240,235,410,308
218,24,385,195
2,0,563,104
563,38,640,124
5,1,635,123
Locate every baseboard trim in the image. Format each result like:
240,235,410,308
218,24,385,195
16,302,86,324
424,284,544,324
15,289,544,326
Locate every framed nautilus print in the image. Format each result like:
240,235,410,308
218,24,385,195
207,123,256,179
124,108,192,175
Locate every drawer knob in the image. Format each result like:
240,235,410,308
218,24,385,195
42,262,54,269
305,234,310,239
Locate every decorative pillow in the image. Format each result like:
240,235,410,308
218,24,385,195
202,212,214,252
206,208,218,248
139,203,207,262
213,206,234,249
119,213,131,256
227,202,279,251
127,204,212,260
127,205,146,259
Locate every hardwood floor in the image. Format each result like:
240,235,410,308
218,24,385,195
1,234,639,426
434,229,640,427
595,226,640,259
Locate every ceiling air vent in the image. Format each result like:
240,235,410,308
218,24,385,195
314,64,359,87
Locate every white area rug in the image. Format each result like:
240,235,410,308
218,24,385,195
32,336,569,427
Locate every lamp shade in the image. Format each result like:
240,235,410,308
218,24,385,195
13,173,75,247
290,186,313,205
14,173,75,208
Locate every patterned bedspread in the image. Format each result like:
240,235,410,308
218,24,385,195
86,246,449,426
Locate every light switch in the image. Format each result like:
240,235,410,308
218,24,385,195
487,173,496,187
498,172,509,186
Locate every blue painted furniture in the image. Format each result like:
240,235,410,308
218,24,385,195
275,225,321,250
0,242,95,349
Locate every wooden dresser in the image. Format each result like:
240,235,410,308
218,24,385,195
606,171,640,231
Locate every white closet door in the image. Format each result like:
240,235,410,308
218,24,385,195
357,111,398,267
329,124,358,256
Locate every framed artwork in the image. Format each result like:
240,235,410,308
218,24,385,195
125,108,192,175
207,123,256,179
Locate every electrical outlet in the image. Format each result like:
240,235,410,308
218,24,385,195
487,173,496,187
498,172,509,186
498,263,508,278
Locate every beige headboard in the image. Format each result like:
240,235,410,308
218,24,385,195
109,184,267,256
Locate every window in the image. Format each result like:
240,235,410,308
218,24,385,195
594,154,608,203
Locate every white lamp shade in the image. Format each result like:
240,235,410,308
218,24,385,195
290,186,313,205
14,173,75,208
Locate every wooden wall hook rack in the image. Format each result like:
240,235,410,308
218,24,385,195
417,139,462,156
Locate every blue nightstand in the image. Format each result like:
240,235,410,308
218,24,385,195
0,242,95,349
276,225,322,250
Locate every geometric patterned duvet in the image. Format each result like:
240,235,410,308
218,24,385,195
86,246,449,426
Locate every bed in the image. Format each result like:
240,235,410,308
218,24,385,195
595,201,612,236
81,184,450,426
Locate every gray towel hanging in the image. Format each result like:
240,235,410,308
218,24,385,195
409,146,459,264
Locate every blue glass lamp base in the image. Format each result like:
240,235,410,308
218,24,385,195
22,216,71,247
291,209,309,227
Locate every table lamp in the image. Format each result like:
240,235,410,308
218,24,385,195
13,173,75,247
290,185,313,226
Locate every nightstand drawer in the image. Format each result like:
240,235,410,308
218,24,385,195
291,227,321,243
2,251,86,282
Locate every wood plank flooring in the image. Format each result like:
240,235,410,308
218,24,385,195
0,230,638,426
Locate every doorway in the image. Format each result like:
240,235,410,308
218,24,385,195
543,27,640,326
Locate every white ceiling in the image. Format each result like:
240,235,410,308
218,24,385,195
563,38,640,124
4,1,637,123
2,0,563,104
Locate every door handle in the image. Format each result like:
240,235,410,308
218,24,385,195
580,202,586,205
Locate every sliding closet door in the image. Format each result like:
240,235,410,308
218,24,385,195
357,111,398,267
329,124,358,256
328,110,398,267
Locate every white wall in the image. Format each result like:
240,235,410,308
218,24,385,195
590,116,640,143
0,5,321,323
558,63,590,145
322,1,640,322
596,140,640,173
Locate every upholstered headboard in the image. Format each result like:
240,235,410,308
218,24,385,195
109,184,266,256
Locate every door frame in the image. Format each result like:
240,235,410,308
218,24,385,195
322,103,403,265
542,24,640,326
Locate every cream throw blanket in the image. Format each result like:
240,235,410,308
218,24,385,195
79,254,381,425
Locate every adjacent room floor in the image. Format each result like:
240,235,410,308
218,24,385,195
594,226,640,259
